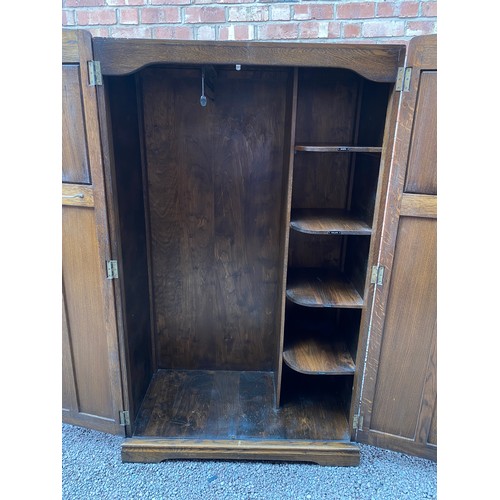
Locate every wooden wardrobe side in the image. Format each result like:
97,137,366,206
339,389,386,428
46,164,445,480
62,30,125,435
352,35,437,461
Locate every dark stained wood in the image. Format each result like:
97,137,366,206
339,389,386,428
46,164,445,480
348,76,403,439
281,67,389,418
62,64,91,184
295,145,382,153
286,268,363,308
288,230,343,269
142,66,287,371
296,68,359,145
343,236,371,297
290,209,371,235
93,37,403,82
350,152,382,226
62,29,125,435
275,68,299,406
104,74,154,430
133,369,352,443
357,79,392,147
404,71,437,195
285,303,361,356
63,31,441,464
283,336,355,375
122,438,360,466
292,69,359,211
292,152,351,210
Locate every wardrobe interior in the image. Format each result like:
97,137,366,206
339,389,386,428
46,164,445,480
105,63,390,441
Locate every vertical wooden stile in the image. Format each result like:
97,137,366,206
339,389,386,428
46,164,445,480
275,68,298,407
341,78,364,274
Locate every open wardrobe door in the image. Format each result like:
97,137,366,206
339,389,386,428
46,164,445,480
351,34,437,460
62,30,126,435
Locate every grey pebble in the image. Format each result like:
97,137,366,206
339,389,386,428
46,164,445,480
62,423,436,500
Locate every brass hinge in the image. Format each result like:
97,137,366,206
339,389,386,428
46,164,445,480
88,60,102,86
353,414,364,431
106,260,119,280
119,410,130,426
395,66,412,92
370,265,385,286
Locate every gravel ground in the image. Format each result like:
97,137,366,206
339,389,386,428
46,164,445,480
62,424,436,499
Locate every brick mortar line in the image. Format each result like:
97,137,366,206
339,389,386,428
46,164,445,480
65,16,438,24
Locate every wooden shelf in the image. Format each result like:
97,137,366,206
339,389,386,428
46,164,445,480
283,336,355,375
295,144,382,153
290,209,371,235
286,268,363,308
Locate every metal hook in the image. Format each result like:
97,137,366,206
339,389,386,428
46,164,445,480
200,67,207,107
200,65,216,107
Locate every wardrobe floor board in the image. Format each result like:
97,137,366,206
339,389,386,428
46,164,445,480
132,369,351,441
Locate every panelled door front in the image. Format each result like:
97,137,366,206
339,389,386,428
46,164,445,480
353,35,437,460
62,30,125,434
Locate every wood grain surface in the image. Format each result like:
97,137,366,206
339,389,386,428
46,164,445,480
286,268,363,308
133,369,352,442
353,35,437,461
62,183,94,207
62,29,124,435
105,74,154,428
404,71,437,195
292,69,358,211
369,217,436,437
62,206,114,418
62,30,79,63
93,37,403,82
295,145,382,153
400,193,437,218
62,64,91,184
283,337,355,375
275,68,298,406
142,67,288,370
122,438,360,466
290,209,372,235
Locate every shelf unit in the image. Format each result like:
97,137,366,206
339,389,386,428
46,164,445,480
290,209,372,236
279,68,389,428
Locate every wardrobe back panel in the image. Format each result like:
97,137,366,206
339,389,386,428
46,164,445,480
141,67,288,371
292,69,359,211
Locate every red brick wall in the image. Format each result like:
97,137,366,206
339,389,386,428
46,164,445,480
62,1,437,42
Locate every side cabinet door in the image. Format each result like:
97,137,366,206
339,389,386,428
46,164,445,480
353,35,437,460
62,30,125,435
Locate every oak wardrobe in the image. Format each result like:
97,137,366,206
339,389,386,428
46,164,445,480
62,30,437,465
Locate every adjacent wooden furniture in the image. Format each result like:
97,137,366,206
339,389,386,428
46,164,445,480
62,30,437,465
